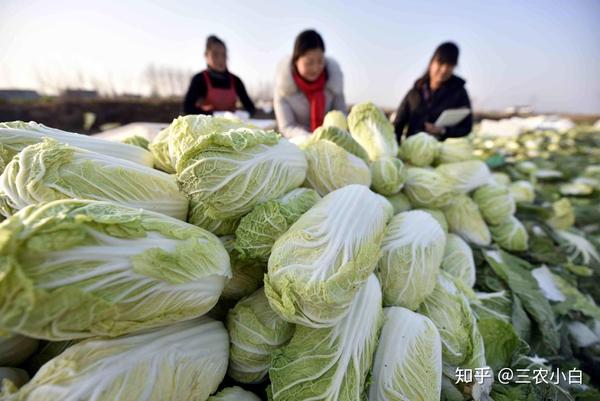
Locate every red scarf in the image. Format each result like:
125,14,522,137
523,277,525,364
292,69,327,132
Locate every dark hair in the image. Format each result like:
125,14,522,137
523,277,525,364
431,41,459,66
292,30,325,63
205,35,226,54
417,42,460,88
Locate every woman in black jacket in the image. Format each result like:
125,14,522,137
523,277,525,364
393,42,472,142
183,35,256,116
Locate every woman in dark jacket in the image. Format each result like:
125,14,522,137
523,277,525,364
183,35,255,116
393,42,472,142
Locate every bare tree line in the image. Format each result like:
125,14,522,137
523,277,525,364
247,80,274,103
31,64,274,103
143,64,193,98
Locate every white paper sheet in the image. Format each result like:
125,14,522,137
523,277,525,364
434,108,471,127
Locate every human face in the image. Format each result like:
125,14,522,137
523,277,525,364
206,44,227,72
295,49,325,82
429,58,455,89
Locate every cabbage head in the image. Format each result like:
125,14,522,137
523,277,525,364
436,138,473,164
235,188,320,261
188,200,240,235
400,132,440,167
165,114,247,170
418,208,448,232
441,234,476,287
385,192,412,214
208,387,261,401
472,184,516,225
310,126,369,162
490,216,529,251
0,199,231,340
177,128,307,221
491,172,511,187
419,273,486,368
436,160,492,193
121,135,149,150
403,167,453,208
148,126,175,173
516,161,537,175
444,194,491,246
303,140,371,196
269,274,383,401
508,180,535,203
378,211,446,310
560,181,594,196
584,165,600,179
0,121,153,171
347,102,398,160
227,288,294,383
265,185,392,327
546,198,575,230
219,236,265,304
368,307,442,401
2,317,229,401
322,110,349,131
0,139,189,220
370,156,406,195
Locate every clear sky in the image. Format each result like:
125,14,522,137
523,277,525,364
1,0,599,113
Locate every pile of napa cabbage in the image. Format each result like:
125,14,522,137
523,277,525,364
0,112,598,401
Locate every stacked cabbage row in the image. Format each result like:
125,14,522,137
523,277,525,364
0,109,598,401
0,119,307,401
468,123,600,398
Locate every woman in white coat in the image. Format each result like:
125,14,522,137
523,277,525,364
274,30,346,140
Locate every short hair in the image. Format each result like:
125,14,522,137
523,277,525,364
205,35,226,54
292,30,325,63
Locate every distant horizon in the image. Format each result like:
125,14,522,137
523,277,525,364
3,89,598,119
1,0,599,114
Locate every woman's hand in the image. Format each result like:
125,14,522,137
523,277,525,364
195,99,214,112
424,122,444,136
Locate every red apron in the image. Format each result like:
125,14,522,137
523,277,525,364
196,70,237,112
